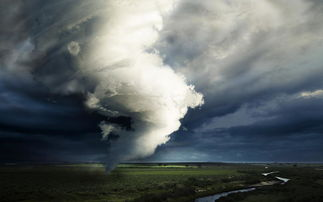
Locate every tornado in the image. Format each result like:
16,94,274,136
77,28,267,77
81,0,204,170
0,0,203,171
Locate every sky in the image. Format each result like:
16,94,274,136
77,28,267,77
1,0,323,166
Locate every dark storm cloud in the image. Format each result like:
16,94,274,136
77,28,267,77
0,74,109,162
2,0,323,164
155,0,323,132
0,0,125,163
222,95,323,138
150,92,323,162
0,131,107,163
148,0,323,162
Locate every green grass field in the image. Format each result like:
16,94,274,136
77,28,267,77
0,163,322,202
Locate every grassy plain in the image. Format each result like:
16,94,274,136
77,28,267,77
0,163,322,202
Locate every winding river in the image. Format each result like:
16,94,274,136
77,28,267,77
195,171,290,202
195,187,256,202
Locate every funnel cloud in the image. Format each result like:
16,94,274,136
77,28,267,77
0,0,203,170
81,0,203,169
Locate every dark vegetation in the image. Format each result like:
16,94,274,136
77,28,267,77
0,163,322,202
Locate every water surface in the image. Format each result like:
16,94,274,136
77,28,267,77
195,187,256,202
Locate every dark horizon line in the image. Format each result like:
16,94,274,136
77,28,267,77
2,160,323,166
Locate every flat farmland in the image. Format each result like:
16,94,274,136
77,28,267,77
0,163,322,202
